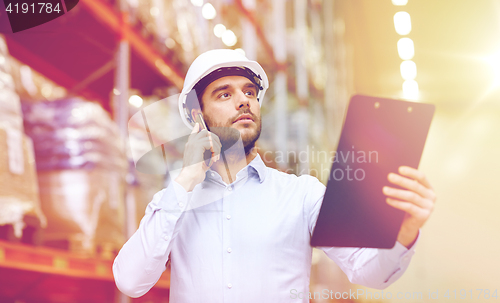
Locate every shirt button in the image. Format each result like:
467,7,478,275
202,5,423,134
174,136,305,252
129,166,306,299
226,215,231,220
227,247,232,253
227,186,232,191
179,202,184,208
163,235,169,241
227,283,232,289
403,256,410,262
211,172,215,177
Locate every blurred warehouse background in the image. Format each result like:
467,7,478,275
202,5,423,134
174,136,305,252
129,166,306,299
0,0,499,302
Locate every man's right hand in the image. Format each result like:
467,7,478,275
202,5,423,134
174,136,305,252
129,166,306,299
175,123,222,192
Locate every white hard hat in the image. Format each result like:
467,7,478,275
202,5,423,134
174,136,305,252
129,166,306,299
178,49,269,129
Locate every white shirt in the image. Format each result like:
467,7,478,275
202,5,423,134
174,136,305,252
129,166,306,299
113,154,417,302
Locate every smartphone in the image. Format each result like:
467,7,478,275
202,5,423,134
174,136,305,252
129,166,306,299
195,113,213,166
196,113,209,131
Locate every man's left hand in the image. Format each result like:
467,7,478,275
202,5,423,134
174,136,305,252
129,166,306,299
383,166,436,248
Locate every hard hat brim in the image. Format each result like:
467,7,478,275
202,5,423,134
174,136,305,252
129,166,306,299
178,59,269,129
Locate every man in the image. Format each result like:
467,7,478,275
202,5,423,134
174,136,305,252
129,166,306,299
113,49,436,302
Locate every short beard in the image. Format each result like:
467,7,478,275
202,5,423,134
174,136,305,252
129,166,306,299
242,125,260,155
203,109,261,156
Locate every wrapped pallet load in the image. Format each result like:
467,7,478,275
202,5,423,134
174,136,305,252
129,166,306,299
0,35,46,242
22,98,128,257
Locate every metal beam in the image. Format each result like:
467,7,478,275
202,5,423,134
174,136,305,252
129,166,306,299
5,37,107,106
80,0,185,89
234,0,286,71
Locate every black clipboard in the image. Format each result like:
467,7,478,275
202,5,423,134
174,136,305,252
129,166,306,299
310,95,435,248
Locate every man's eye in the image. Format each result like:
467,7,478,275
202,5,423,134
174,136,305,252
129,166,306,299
219,93,230,99
245,91,255,96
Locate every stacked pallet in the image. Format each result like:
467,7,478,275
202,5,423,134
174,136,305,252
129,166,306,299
23,98,128,257
0,35,46,241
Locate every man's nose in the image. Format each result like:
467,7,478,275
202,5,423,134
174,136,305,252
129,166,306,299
236,90,250,109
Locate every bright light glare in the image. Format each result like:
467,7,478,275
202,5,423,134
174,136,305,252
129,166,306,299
392,0,408,5
446,154,466,175
397,37,414,60
486,55,500,85
41,84,52,98
213,24,226,38
129,95,143,108
191,0,203,7
165,37,176,49
222,30,237,47
403,80,419,100
150,7,159,17
202,3,216,20
400,60,417,80
394,12,412,35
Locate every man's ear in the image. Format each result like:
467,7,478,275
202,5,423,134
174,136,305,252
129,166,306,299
191,108,202,123
186,89,203,122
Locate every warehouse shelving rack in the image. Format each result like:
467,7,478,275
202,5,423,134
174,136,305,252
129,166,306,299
0,0,318,300
0,239,170,301
0,0,181,301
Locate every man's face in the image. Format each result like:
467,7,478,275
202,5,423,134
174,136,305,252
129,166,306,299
197,75,261,153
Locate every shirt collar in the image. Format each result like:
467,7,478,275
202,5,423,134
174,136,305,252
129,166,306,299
247,153,267,183
205,153,267,183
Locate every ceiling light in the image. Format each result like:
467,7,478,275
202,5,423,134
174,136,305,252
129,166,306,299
191,0,203,7
400,60,417,80
397,37,414,60
129,95,143,108
394,11,412,35
214,24,226,38
403,80,419,100
202,3,216,20
222,30,237,47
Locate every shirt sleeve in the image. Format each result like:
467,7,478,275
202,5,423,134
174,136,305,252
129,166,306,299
306,176,419,290
318,236,418,289
113,180,190,298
